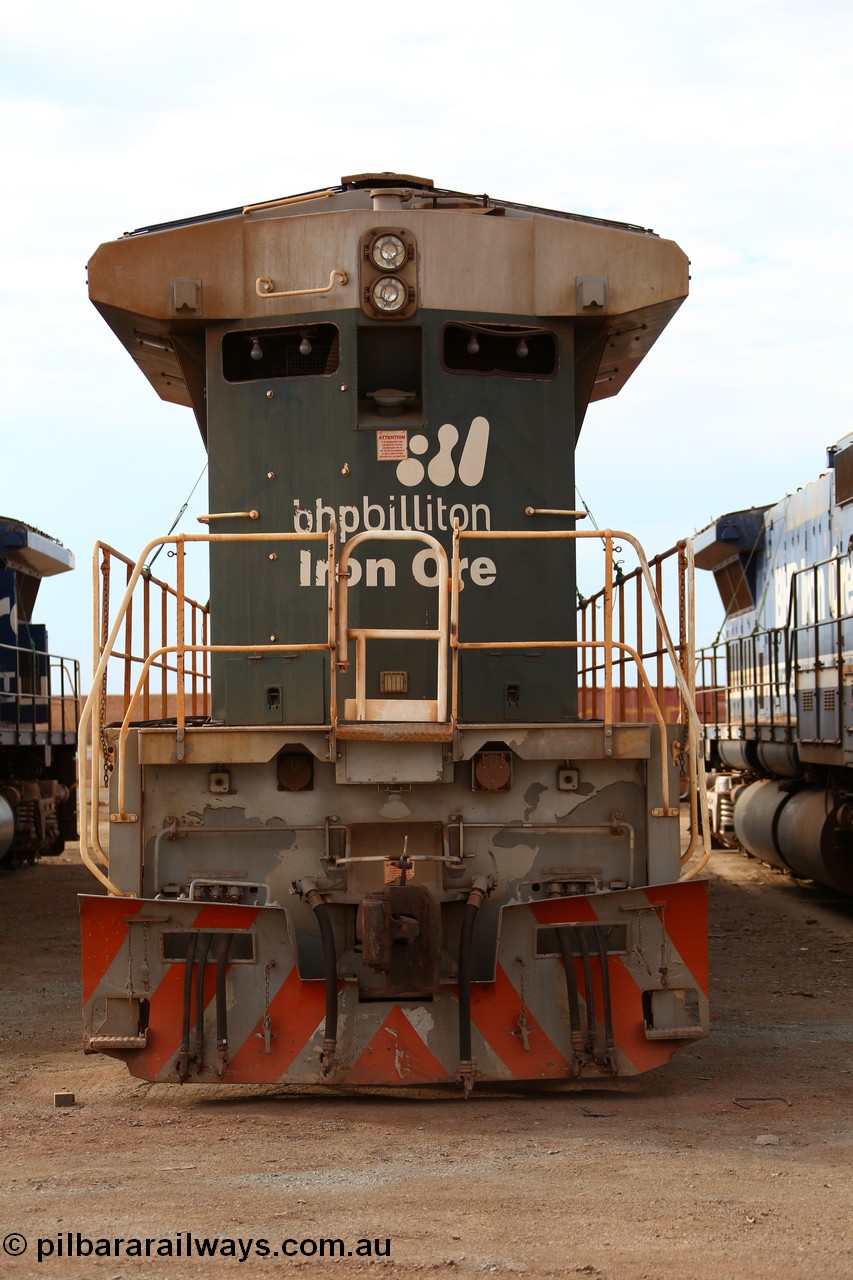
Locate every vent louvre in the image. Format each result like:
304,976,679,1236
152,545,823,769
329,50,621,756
379,671,408,695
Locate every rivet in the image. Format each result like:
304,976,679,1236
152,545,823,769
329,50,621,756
269,634,277,642
269,552,278,561
267,470,276,479
340,383,348,392
266,389,274,399
341,463,350,476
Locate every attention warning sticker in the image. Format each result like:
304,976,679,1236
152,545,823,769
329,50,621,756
376,430,408,462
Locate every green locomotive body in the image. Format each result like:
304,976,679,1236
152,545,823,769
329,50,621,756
80,174,708,1089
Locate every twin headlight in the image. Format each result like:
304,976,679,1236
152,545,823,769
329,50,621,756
361,229,417,319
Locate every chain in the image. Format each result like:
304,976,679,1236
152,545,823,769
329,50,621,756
656,906,669,987
141,923,150,991
515,956,531,1051
262,960,275,1053
125,925,134,995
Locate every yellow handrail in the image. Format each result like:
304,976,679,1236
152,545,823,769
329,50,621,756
81,522,710,894
79,526,336,895
255,269,348,300
337,531,449,723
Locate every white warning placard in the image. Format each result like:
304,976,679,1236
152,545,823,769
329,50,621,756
376,430,408,461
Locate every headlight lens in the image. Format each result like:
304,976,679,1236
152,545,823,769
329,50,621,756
371,276,408,313
371,234,407,270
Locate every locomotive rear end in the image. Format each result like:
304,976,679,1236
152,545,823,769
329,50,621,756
1,519,79,865
79,175,709,1090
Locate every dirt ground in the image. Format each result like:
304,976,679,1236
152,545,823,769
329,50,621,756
2,833,852,1280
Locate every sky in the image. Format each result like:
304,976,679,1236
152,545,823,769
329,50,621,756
2,0,852,683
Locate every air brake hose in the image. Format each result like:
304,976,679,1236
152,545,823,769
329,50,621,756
314,902,339,1075
193,933,212,1066
457,904,479,1064
214,933,233,1078
576,927,596,1054
177,931,199,1082
593,925,616,1061
295,879,339,1076
457,876,492,1096
557,927,584,1060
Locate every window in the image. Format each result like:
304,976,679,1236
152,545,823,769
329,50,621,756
713,557,755,615
222,325,339,382
834,442,853,505
443,324,557,378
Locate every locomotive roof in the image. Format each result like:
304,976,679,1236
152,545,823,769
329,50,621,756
695,430,853,574
88,172,689,440
0,518,74,578
123,173,662,240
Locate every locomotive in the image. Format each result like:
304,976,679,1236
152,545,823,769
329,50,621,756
79,173,709,1090
697,435,853,895
0,518,79,864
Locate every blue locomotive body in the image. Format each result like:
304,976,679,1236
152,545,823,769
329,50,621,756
696,434,853,892
0,518,79,863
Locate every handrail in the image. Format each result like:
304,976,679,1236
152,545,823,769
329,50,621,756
244,188,337,215
93,540,211,725
83,522,710,893
79,527,337,896
681,541,709,874
113,643,332,820
255,269,348,300
452,526,710,876
696,549,853,752
454,633,676,814
454,526,698,726
0,639,80,741
337,530,449,724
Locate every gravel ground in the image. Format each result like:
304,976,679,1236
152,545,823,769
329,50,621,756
1,839,852,1279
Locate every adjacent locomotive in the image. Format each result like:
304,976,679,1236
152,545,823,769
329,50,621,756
697,434,853,894
1,518,79,864
80,173,709,1090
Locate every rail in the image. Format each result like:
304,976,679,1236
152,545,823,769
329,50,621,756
79,529,336,894
696,550,852,749
0,640,79,743
453,529,708,873
696,630,794,741
577,542,690,724
80,525,709,894
337,530,449,724
93,542,211,726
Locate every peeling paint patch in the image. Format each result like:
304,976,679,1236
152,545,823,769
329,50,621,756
523,782,547,821
403,1005,435,1041
493,831,538,851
